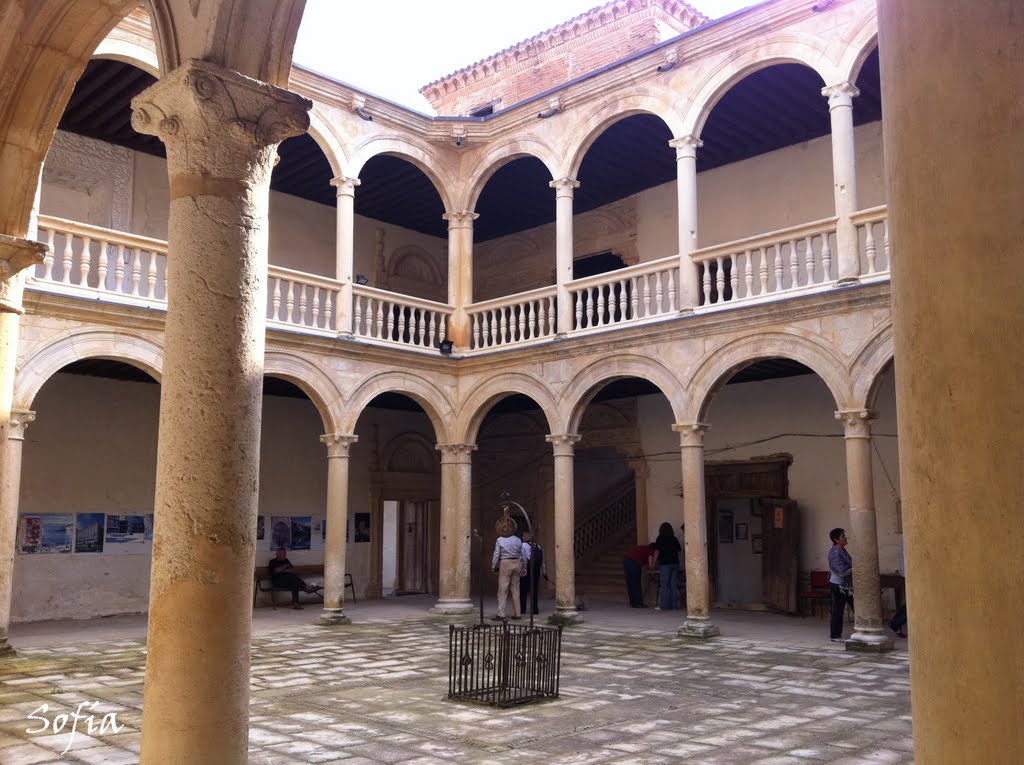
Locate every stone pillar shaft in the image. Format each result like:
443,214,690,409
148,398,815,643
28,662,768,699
550,179,579,335
432,443,476,613
670,136,702,311
837,410,892,652
0,409,34,654
547,434,582,624
319,434,357,625
673,423,719,638
823,83,861,283
879,2,1024,755
130,60,310,765
332,176,359,335
444,211,477,348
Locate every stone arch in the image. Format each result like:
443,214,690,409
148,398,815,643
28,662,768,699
263,352,342,434
680,37,833,138
561,353,686,433
347,134,456,212
838,10,880,84
565,92,684,179
306,109,348,179
384,244,446,303
14,329,163,409
382,432,440,473
93,38,160,77
456,373,561,445
850,323,895,410
341,371,454,442
464,142,559,213
686,331,851,423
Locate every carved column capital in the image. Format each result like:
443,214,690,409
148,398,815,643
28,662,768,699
0,235,47,314
442,210,479,230
822,82,860,110
835,409,877,438
7,409,36,440
131,59,311,185
549,177,580,197
436,443,477,464
672,422,710,448
669,135,703,159
320,433,358,458
330,176,361,198
545,433,582,456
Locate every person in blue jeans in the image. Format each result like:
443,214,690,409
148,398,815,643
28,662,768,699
653,522,682,610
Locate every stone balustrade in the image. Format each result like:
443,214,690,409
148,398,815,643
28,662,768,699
851,205,891,283
267,267,341,337
351,284,451,351
570,257,680,333
467,285,558,350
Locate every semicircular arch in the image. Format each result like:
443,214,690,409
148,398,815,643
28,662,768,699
837,9,879,84
565,91,684,178
680,36,832,138
687,332,851,423
561,353,685,433
347,135,456,211
15,329,164,409
92,45,159,77
464,141,559,213
263,352,342,434
456,373,561,445
850,323,895,410
305,109,347,178
341,371,454,442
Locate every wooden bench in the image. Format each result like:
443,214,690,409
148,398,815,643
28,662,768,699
253,565,356,609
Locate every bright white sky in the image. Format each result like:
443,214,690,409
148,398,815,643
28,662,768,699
294,0,759,113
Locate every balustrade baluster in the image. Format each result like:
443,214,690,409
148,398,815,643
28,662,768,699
324,289,334,330
618,279,628,321
61,233,73,284
883,219,890,266
629,277,639,319
427,311,437,347
516,304,526,341
715,256,726,304
789,239,800,287
352,294,363,335
666,270,677,312
387,303,397,341
114,245,126,294
97,239,110,291
42,229,56,280
702,264,711,305
418,309,427,346
499,308,508,344
743,250,754,298
129,250,142,295
375,299,384,339
729,254,739,301
642,274,652,316
311,287,322,328
575,290,584,330
284,281,295,323
548,295,557,335
298,284,308,325
488,310,498,346
654,271,664,314
804,236,815,285
472,314,480,348
78,236,92,286
146,251,157,296
595,286,606,326
758,246,769,294
773,243,783,291
864,223,877,274
438,316,447,346
525,301,535,339
821,234,833,281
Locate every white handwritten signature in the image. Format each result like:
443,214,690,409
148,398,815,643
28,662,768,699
27,701,123,755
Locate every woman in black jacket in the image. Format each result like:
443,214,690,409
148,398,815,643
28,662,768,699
653,522,682,610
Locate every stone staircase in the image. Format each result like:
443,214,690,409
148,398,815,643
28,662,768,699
574,527,635,604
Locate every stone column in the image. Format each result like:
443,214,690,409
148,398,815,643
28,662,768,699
836,410,892,652
130,60,310,765
443,211,477,349
669,135,702,311
673,423,719,639
822,82,860,283
546,433,582,624
0,409,35,654
550,178,579,336
318,433,357,626
628,457,650,544
881,7,1023,756
366,425,383,599
331,175,359,336
431,443,476,614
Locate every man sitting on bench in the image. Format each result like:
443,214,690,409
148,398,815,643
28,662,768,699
268,547,321,609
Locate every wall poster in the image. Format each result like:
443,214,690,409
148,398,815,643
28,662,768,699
18,514,73,554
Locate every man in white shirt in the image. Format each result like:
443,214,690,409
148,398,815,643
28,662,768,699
491,515,522,621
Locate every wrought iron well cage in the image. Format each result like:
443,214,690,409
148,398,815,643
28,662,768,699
448,621,563,708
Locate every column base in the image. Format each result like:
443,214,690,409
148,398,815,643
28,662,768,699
547,608,584,626
316,608,351,626
677,617,720,640
0,638,13,656
846,628,895,653
429,599,476,615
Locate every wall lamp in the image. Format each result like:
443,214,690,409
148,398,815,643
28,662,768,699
354,274,369,285
439,339,454,355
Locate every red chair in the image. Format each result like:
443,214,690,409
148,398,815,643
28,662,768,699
800,570,831,619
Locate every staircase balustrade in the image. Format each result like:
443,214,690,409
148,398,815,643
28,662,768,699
574,480,636,561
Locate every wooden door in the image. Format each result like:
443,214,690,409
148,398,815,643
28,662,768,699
760,498,799,613
396,501,428,594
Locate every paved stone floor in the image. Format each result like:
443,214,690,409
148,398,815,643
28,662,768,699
0,598,913,764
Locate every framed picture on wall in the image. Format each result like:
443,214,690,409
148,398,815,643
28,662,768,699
718,510,734,543
751,534,763,554
735,523,748,541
